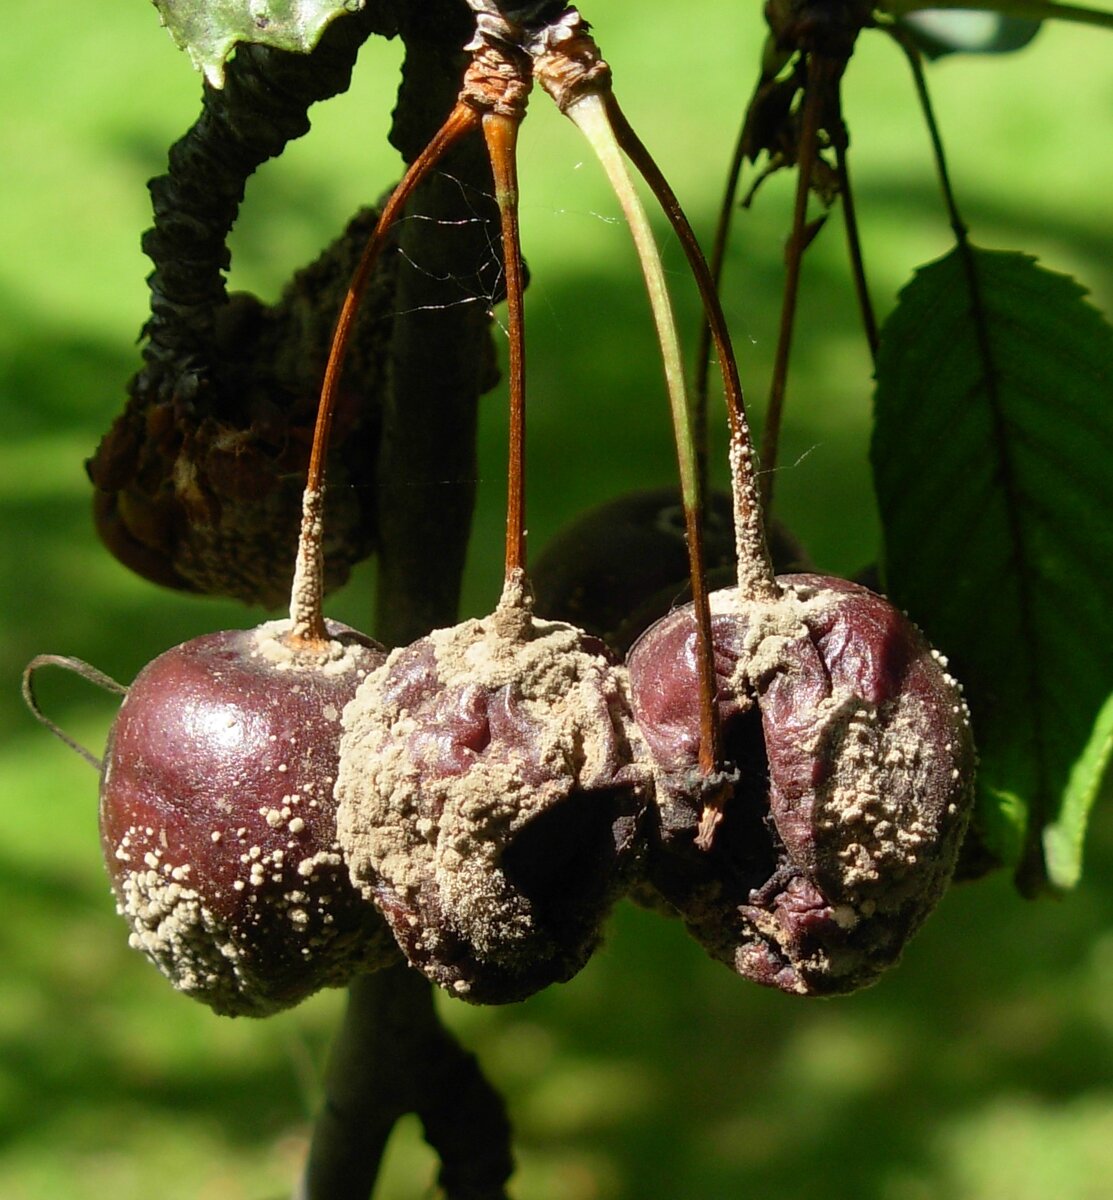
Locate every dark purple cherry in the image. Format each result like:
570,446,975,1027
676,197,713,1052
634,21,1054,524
335,590,650,1004
100,619,398,1016
627,573,975,996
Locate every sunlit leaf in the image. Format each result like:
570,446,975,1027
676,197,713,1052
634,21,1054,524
872,247,1113,893
154,0,362,86
898,11,1041,59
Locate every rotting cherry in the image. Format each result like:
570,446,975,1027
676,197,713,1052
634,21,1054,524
627,572,976,995
335,574,650,1004
89,206,396,609
99,618,397,1016
330,31,664,1003
40,140,458,1015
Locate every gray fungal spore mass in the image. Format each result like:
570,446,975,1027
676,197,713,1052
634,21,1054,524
100,619,398,1017
627,574,976,996
336,605,651,1004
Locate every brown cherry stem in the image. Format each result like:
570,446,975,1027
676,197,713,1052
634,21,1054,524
604,95,777,606
286,102,481,648
483,111,529,586
602,93,779,850
531,9,737,844
558,89,723,793
759,53,830,513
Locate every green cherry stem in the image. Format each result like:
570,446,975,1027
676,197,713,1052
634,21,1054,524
563,90,723,782
286,102,481,648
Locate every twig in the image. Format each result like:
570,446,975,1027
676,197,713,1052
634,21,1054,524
297,967,513,1200
759,53,831,511
829,95,879,361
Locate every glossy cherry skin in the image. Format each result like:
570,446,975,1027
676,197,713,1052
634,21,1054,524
99,620,397,1016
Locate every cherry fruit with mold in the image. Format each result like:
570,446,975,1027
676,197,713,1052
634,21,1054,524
335,574,650,1005
99,617,398,1016
627,572,976,996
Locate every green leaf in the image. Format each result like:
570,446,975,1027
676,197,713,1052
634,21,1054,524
154,0,363,87
898,11,1041,59
871,247,1113,893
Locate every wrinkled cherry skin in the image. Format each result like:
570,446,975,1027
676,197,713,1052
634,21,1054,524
100,621,396,1016
336,617,649,1005
627,574,975,996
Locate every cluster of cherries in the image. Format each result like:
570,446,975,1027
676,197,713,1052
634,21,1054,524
33,1,975,1018
93,543,973,1017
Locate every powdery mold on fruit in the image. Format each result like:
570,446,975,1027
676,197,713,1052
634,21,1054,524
627,573,975,996
530,490,811,655
100,619,399,1017
335,596,651,1004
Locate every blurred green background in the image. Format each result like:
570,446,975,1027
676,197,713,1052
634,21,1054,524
3,3,1113,1197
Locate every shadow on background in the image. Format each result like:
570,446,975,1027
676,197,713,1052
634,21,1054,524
4,5,1112,1195
6,209,1113,1198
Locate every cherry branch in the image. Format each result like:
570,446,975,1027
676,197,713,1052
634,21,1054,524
759,53,831,512
296,967,513,1200
300,5,514,1196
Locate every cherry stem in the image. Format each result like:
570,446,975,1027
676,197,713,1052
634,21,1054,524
604,95,777,606
483,111,529,587
561,92,722,780
759,53,829,513
894,31,1049,894
21,655,127,771
286,102,481,647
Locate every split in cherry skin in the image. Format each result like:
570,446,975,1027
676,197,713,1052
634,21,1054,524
627,573,976,996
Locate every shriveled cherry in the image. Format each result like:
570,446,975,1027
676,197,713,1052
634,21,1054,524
627,573,975,996
335,583,650,1004
100,618,397,1016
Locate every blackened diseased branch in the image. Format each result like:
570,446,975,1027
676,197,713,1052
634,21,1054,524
88,6,404,606
297,967,513,1200
141,4,396,387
